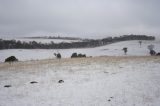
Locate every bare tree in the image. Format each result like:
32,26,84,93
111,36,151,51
139,41,142,47
122,47,128,55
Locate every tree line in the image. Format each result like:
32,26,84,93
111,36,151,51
25,36,81,40
0,35,155,49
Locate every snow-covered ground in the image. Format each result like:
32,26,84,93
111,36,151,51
0,56,160,106
0,40,160,62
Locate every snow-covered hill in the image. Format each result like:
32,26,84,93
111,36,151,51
0,40,160,62
0,56,160,106
0,40,160,106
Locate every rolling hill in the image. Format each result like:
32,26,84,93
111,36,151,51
0,40,160,62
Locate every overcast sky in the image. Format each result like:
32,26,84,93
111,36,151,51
0,0,160,38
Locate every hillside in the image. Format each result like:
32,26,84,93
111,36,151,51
0,40,160,62
0,56,160,106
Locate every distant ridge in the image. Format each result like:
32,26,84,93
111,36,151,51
0,35,155,49
23,36,82,40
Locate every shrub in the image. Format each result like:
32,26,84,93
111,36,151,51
78,53,83,57
78,53,86,57
156,52,160,56
71,53,86,58
56,53,61,59
54,53,61,59
81,54,86,57
71,53,78,58
5,56,18,62
150,50,156,56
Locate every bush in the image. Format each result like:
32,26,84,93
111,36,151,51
71,53,86,58
5,56,18,62
150,50,156,56
54,53,61,59
78,54,86,57
78,53,82,57
71,53,78,58
156,52,160,56
56,53,61,59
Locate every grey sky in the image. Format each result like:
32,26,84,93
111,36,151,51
0,0,160,38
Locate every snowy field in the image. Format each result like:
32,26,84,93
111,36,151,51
0,40,160,62
0,56,160,106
